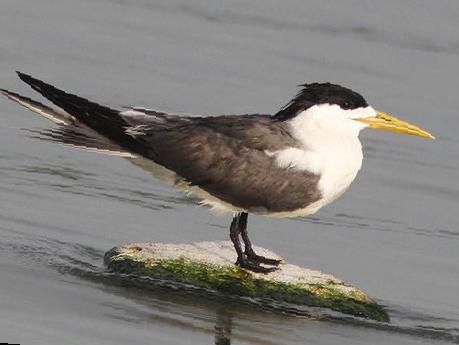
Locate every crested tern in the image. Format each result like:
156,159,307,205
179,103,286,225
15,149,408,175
1,72,434,273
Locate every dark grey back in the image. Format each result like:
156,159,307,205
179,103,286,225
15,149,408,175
131,115,321,213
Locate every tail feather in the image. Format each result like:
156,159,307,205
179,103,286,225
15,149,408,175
40,126,135,157
15,71,145,155
0,88,74,125
1,72,146,157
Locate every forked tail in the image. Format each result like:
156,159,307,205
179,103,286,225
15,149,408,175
1,72,144,157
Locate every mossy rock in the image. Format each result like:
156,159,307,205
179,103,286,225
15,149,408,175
104,241,388,322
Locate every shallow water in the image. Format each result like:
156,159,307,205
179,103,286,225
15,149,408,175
1,1,458,344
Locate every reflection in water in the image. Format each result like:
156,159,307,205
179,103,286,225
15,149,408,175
214,309,232,345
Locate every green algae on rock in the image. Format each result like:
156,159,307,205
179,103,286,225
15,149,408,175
104,241,388,322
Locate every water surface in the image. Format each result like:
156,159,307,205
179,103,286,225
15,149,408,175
1,1,458,344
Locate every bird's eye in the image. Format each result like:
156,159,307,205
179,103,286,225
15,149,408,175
342,101,352,109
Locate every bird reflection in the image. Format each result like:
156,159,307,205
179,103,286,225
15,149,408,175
214,309,233,345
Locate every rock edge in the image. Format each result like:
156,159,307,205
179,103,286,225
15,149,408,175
104,241,388,322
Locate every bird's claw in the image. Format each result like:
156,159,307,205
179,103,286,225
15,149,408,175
245,252,282,266
236,254,280,274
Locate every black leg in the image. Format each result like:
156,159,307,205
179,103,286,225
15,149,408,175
229,215,244,263
229,212,280,273
239,213,282,267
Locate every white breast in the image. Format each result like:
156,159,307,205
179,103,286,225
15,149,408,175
313,135,363,206
268,105,366,217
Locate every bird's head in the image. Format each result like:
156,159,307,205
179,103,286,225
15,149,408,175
274,83,434,139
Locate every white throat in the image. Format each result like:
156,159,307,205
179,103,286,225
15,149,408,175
269,104,375,216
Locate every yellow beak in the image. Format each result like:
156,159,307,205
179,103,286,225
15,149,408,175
355,111,435,139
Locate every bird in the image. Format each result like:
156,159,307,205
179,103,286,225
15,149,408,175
1,72,434,273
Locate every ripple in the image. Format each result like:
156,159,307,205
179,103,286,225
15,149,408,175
1,229,458,343
294,212,459,241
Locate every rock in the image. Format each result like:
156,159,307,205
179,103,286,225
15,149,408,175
104,241,388,322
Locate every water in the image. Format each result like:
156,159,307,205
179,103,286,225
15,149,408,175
1,0,458,344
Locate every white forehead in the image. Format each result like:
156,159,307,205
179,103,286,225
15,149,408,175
313,104,376,119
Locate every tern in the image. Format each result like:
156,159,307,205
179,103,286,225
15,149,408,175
1,72,434,273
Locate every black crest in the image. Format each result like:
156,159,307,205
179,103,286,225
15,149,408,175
273,83,368,121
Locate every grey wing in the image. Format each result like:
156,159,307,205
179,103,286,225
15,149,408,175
129,116,321,214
